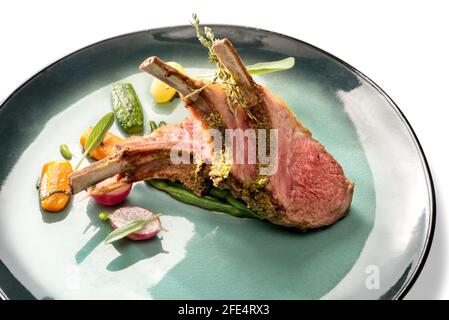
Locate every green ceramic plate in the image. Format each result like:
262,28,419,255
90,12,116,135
0,26,434,300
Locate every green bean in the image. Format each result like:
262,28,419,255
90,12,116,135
204,195,218,201
148,180,243,217
147,179,192,196
149,120,158,132
147,180,259,219
158,121,167,128
168,192,245,218
209,187,227,200
169,181,190,190
210,187,259,219
224,194,259,219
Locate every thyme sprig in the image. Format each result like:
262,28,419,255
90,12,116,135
191,14,218,67
191,14,256,120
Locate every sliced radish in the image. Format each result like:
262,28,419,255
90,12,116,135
109,206,162,240
89,176,132,206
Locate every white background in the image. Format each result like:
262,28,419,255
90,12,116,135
0,0,447,299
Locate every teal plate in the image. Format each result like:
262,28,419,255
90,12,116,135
0,26,434,300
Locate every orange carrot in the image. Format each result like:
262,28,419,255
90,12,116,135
39,160,73,212
80,128,124,161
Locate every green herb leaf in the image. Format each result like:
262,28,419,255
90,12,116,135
104,220,147,244
75,112,115,170
83,112,115,154
104,214,162,244
195,57,295,78
246,57,295,75
59,144,73,160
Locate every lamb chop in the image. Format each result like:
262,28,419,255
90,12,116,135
209,39,354,228
69,38,353,229
70,117,211,196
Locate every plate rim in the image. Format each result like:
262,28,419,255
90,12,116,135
0,24,436,300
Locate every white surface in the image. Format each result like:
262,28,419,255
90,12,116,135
0,0,447,299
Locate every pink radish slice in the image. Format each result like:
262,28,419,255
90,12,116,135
109,206,162,240
89,177,132,206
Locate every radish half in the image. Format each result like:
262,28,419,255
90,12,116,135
89,176,132,206
109,206,162,240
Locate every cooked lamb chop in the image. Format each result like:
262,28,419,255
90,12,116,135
139,56,257,184
211,39,354,228
69,38,353,229
70,118,211,196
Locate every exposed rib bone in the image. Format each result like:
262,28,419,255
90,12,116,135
139,56,199,97
68,38,353,229
69,128,209,195
70,157,131,194
212,39,260,105
71,44,263,195
139,56,224,122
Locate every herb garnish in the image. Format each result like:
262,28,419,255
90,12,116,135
104,214,161,244
191,14,256,119
195,57,295,78
75,112,115,170
245,57,295,75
